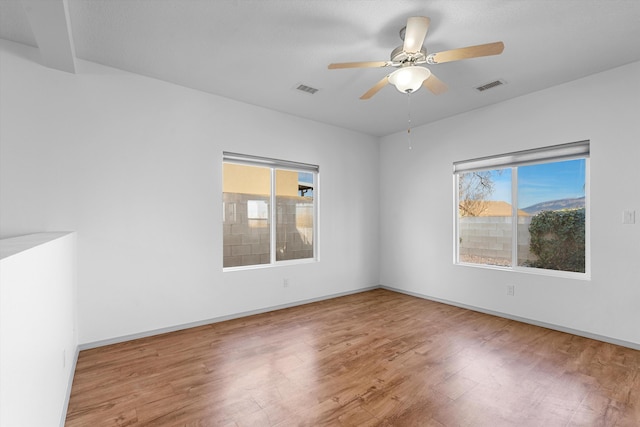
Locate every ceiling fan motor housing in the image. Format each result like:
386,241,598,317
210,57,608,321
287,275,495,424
390,46,427,64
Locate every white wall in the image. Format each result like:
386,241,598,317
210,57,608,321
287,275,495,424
380,61,640,347
0,232,78,427
2,36,637,351
0,40,380,345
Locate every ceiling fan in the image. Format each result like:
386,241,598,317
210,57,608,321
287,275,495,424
328,17,504,99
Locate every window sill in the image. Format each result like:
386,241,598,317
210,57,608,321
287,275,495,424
223,257,318,272
454,261,591,281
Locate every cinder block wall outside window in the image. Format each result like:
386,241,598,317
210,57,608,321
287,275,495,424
223,193,313,267
459,216,534,264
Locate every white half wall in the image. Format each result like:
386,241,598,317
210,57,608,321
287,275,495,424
380,61,640,346
0,40,380,345
0,232,78,427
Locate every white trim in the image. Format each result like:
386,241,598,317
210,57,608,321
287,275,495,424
452,174,459,264
314,170,321,262
380,286,640,351
78,285,639,352
270,167,276,264
584,159,592,278
222,257,317,273
223,152,319,173
59,345,79,427
78,286,378,350
453,140,589,173
455,260,591,280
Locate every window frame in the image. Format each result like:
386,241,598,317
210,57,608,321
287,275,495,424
453,141,590,280
222,152,319,271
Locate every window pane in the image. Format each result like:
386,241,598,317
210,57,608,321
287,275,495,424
517,159,586,272
223,163,271,268
458,168,512,267
275,169,314,261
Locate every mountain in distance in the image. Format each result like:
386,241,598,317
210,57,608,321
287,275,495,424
522,196,585,215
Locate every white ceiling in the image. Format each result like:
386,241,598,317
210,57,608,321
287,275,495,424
2,0,640,136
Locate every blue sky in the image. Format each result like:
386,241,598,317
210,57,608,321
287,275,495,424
299,172,313,184
298,172,314,197
488,159,586,208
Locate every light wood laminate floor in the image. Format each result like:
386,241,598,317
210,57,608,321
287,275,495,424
66,289,640,426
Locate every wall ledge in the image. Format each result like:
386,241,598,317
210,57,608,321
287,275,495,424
1,231,75,260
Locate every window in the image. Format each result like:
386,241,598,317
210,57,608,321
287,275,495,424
454,141,589,277
222,152,318,269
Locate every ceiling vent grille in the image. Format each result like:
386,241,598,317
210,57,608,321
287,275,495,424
295,84,319,95
475,79,505,92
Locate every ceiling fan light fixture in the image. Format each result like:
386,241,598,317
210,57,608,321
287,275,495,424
328,16,504,100
388,66,431,94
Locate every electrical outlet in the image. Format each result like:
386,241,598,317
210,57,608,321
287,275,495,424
506,284,515,296
283,278,289,288
623,210,636,224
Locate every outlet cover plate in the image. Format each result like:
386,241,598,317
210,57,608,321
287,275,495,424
623,210,636,224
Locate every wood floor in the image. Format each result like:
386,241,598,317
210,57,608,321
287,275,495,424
66,289,640,426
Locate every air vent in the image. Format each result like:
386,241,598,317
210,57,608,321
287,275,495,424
475,79,506,92
295,84,319,95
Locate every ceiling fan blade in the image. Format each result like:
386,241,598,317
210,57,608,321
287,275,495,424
422,73,448,95
360,75,389,100
328,61,391,69
403,16,430,53
428,41,504,64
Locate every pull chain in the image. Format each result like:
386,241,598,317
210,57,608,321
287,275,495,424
407,93,412,150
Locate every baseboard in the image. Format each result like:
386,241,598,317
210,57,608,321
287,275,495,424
78,284,639,352
60,345,79,427
380,285,640,351
79,286,379,350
